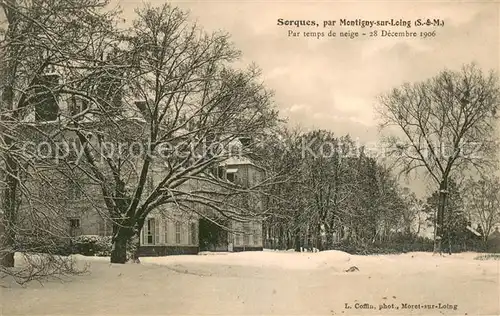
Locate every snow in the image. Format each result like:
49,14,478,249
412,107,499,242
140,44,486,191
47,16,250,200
2,251,499,315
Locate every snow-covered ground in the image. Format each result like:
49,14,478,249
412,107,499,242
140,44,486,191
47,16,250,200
1,250,499,315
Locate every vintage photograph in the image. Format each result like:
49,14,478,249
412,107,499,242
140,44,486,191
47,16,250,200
1,0,499,315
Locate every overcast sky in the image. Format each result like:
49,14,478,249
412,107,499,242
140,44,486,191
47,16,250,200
116,0,498,142
115,0,498,196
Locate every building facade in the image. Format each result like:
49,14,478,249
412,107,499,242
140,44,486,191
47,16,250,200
137,159,265,256
12,71,265,256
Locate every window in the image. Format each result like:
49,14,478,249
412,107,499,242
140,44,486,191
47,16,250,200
96,76,123,111
135,100,150,121
155,219,160,245
34,74,60,122
235,233,241,246
186,120,196,131
98,220,112,236
163,220,168,244
217,166,225,179
69,218,80,228
68,181,82,200
253,228,260,246
69,218,81,237
189,222,197,245
129,142,144,155
226,169,238,183
69,95,89,117
145,218,157,245
175,221,182,244
243,222,250,245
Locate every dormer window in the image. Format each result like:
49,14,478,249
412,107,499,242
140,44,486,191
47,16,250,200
217,166,225,179
186,119,196,131
68,95,89,118
135,100,150,121
34,73,60,122
96,74,123,114
226,168,238,183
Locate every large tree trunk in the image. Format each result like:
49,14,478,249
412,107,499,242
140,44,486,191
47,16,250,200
287,231,293,250
110,224,133,264
1,151,18,268
325,221,334,250
0,213,15,267
482,236,489,251
293,229,301,252
434,180,448,254
0,1,19,269
110,235,128,264
1,211,15,267
317,224,324,251
293,215,301,252
447,231,452,255
280,227,286,250
1,64,18,269
129,220,144,263
1,202,15,268
129,231,141,263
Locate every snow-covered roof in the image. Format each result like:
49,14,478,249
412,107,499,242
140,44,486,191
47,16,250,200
466,226,481,237
220,156,253,166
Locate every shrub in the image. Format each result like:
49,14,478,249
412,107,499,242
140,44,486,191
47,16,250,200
332,235,435,255
72,235,112,256
71,235,137,257
13,234,73,256
474,254,500,260
14,233,139,257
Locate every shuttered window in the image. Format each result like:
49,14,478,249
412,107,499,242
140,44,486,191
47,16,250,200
143,218,158,245
175,221,182,244
163,220,168,244
243,222,250,245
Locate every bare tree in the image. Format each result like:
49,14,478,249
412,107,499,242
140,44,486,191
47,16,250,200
253,127,305,250
300,131,358,250
60,4,278,263
259,127,413,252
377,63,500,253
462,175,500,245
398,189,423,236
0,0,118,272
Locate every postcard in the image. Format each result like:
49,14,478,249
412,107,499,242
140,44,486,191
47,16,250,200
1,1,499,315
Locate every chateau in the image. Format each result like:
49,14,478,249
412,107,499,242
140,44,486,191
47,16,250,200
10,71,265,256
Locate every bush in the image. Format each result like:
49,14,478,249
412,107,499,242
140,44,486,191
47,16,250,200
474,254,500,260
332,235,435,255
13,234,73,256
72,235,112,256
15,233,138,257
71,235,137,257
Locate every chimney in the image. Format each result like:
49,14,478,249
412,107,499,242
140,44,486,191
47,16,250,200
135,100,151,122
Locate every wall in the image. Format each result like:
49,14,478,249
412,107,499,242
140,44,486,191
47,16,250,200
141,207,199,247
230,220,263,248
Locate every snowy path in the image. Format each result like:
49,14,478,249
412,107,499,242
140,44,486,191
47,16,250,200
1,251,499,315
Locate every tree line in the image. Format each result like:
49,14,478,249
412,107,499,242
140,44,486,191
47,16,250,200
257,126,499,254
255,129,422,252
